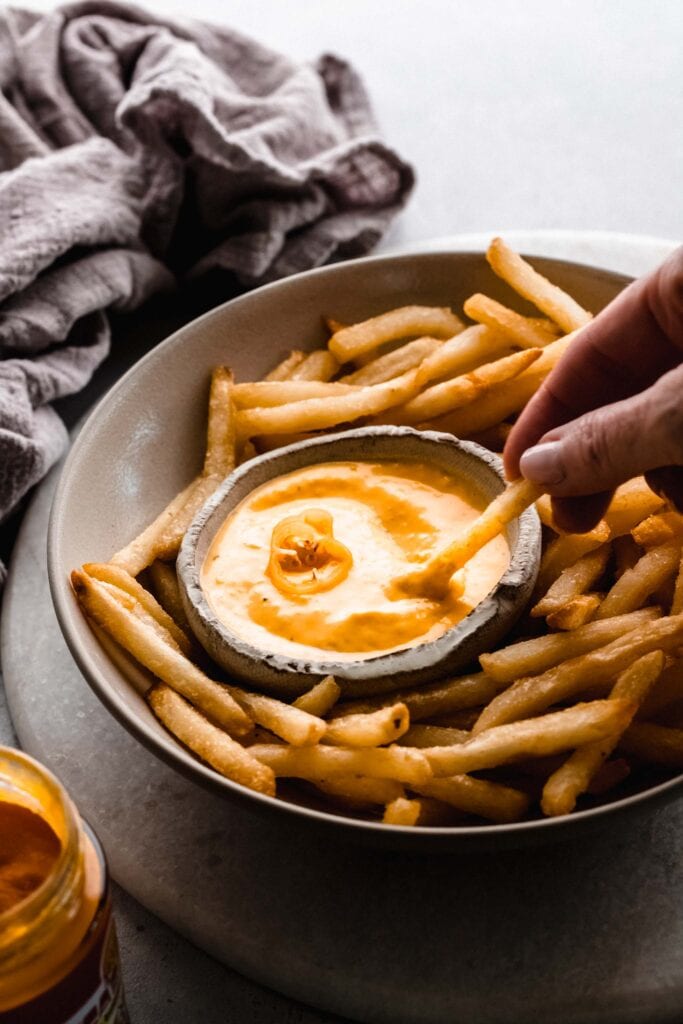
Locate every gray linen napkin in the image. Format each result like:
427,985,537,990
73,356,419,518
0,0,414,566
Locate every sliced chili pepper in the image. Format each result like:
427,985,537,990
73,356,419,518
267,508,353,596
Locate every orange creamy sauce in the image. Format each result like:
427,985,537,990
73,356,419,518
0,802,61,914
201,461,510,661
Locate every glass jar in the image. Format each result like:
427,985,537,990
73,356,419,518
0,747,128,1023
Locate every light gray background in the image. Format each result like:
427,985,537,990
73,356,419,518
4,0,683,1021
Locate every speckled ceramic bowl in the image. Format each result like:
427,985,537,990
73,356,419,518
48,249,644,846
177,426,541,698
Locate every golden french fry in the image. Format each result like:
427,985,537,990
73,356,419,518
486,237,592,333
109,476,199,576
311,776,405,807
671,551,683,616
228,688,326,747
478,608,660,683
532,544,610,617
232,380,356,408
292,676,341,717
398,724,469,748
535,522,611,595
328,306,464,363
385,347,541,425
545,593,603,631
413,324,512,385
71,570,252,737
331,672,503,722
541,651,664,816
324,704,409,747
600,479,667,537
411,776,530,824
618,721,683,767
83,562,192,656
248,743,432,785
631,510,683,548
289,349,339,382
390,478,542,601
265,350,305,381
203,367,237,478
474,614,683,733
236,367,422,439
464,293,558,348
148,685,274,795
148,559,193,636
596,540,681,620
382,796,421,826
427,700,634,776
338,337,443,386
426,333,575,438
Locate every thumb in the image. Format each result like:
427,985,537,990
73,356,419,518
518,364,683,496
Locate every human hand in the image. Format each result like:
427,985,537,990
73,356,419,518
504,247,683,532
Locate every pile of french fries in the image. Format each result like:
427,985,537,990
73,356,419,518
71,238,683,827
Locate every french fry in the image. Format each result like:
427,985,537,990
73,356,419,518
541,651,664,816
148,685,274,795
486,237,592,333
148,559,193,636
236,367,422,439
331,672,504,722
83,562,192,656
265,350,305,381
398,724,469,748
289,349,339,382
426,333,575,438
478,608,661,683
71,570,252,737
474,614,683,733
383,797,421,826
545,593,603,631
532,544,610,617
328,306,463,363
535,522,611,595
411,776,530,823
384,347,541,425
311,776,405,807
109,476,200,576
338,337,443,386
618,721,683,768
292,676,341,717
228,688,326,747
427,700,634,776
600,478,667,537
596,540,681,620
413,324,512,385
464,293,558,348
232,380,356,408
249,743,432,785
631,510,683,549
390,478,541,600
672,551,683,615
324,704,409,747
202,367,237,478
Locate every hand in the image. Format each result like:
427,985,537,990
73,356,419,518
504,247,683,533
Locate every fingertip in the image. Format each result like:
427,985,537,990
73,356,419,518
550,492,613,534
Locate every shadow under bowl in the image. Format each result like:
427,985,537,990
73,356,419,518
177,426,541,698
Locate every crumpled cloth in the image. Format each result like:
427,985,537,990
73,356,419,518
0,0,414,549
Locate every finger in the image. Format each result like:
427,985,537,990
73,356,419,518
645,467,683,513
551,492,613,534
505,247,683,479
518,363,683,498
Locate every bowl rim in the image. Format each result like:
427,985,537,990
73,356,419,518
176,424,540,684
47,247,683,842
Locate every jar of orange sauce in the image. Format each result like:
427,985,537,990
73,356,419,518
0,747,128,1022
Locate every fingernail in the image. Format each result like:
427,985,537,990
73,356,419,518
519,441,566,486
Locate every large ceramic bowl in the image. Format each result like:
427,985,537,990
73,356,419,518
177,425,540,698
50,249,679,848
